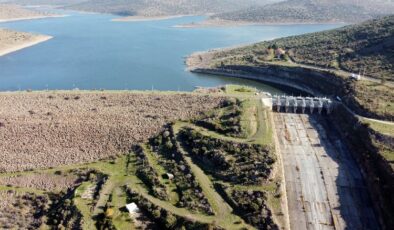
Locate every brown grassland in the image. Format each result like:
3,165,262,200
0,173,78,192
0,91,224,172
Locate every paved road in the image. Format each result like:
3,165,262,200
274,113,380,230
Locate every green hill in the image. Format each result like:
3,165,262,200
215,15,394,81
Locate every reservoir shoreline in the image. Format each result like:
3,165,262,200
0,14,67,23
0,35,53,57
112,15,190,22
175,18,347,28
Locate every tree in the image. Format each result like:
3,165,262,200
105,208,114,218
165,212,177,228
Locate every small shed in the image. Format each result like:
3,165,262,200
126,203,140,214
164,173,174,180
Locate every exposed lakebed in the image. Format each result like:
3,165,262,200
0,11,341,92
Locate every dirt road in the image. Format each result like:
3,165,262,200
274,113,379,230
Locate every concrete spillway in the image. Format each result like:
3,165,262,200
272,96,334,114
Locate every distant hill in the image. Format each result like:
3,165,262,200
61,0,275,17
0,3,53,20
211,0,394,24
1,0,88,6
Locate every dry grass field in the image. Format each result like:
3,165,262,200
0,91,224,172
0,173,78,192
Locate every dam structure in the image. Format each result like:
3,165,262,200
271,96,334,114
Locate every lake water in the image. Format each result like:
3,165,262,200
0,11,341,93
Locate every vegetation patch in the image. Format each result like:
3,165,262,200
149,127,214,215
133,145,169,201
125,186,222,230
193,97,245,138
0,190,49,229
179,127,275,185
215,183,278,230
353,81,394,119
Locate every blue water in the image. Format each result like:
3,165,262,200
0,11,342,92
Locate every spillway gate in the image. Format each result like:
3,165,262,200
272,96,334,114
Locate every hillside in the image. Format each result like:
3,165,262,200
213,15,394,81
211,0,394,24
188,16,394,120
0,3,54,21
62,0,273,17
0,88,286,230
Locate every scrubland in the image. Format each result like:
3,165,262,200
0,191,48,229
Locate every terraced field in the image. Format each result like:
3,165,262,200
0,87,285,229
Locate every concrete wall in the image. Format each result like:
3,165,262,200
192,65,347,97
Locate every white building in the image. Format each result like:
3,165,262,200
126,203,140,214
350,73,361,81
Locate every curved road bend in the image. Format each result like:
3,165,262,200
273,113,380,230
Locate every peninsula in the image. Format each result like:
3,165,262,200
0,4,62,56
0,29,52,56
